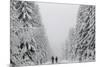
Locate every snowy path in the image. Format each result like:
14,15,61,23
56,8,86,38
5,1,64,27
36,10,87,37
38,2,79,61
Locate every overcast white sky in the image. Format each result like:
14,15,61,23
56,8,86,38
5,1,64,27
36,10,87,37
38,2,80,60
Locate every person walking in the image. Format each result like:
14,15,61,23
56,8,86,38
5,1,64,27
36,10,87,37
51,56,54,64
55,56,58,63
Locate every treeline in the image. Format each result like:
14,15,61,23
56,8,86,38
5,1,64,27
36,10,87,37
66,5,95,62
10,0,49,65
